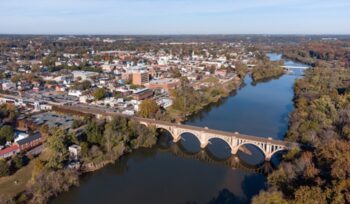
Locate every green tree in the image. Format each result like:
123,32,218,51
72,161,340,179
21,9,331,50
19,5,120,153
0,125,14,144
92,88,106,100
46,129,69,169
85,121,103,145
0,159,9,177
12,154,26,170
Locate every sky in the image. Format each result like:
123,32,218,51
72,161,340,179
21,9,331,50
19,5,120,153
0,0,349,35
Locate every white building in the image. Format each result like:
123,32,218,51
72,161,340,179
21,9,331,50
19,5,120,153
72,71,99,80
1,81,16,91
68,90,83,97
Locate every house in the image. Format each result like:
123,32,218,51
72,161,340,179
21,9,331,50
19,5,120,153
0,145,20,159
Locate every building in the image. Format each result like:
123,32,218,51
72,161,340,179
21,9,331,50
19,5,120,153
72,71,99,80
68,90,83,97
145,78,179,92
1,81,16,91
14,132,29,143
15,133,43,151
132,71,149,85
133,88,153,100
0,145,20,159
68,144,81,161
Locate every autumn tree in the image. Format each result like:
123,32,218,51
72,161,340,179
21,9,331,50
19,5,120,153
138,99,159,118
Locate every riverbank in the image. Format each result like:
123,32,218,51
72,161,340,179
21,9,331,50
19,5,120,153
168,76,243,122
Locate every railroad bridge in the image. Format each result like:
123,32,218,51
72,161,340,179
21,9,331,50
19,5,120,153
53,104,299,161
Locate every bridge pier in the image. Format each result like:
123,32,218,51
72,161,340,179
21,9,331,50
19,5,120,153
265,155,272,161
231,147,239,155
173,135,181,143
200,141,208,149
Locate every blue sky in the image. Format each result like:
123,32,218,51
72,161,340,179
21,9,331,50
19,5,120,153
0,0,349,34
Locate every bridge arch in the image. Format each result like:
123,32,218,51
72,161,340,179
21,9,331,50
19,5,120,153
206,137,232,159
156,126,175,139
232,142,267,160
177,131,202,153
265,146,288,161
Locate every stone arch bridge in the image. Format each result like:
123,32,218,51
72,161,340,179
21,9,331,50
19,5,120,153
136,118,298,161
54,104,299,162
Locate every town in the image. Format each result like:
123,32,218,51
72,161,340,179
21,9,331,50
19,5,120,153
0,34,349,204
0,35,279,202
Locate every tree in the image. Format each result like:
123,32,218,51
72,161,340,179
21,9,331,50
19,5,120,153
92,88,106,101
46,129,69,169
0,159,9,177
139,99,159,118
12,154,27,170
294,186,327,204
31,159,44,182
0,125,14,145
85,121,103,145
252,191,288,204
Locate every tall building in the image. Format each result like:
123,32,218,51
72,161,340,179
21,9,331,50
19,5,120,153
132,71,149,85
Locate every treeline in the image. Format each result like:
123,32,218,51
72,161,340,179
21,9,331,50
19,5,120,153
5,116,158,204
252,67,350,203
279,41,350,69
251,60,285,82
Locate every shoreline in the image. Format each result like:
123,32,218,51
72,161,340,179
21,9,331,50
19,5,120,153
169,77,243,122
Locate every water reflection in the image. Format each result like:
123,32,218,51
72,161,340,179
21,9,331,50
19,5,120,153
157,133,272,174
206,138,232,160
236,144,266,166
179,133,201,153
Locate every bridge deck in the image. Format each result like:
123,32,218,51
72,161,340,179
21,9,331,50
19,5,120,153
135,117,289,146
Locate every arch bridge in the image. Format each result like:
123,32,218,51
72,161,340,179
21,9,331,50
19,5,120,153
53,104,299,162
136,118,298,161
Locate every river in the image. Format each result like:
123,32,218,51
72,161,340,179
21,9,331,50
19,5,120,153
51,53,304,204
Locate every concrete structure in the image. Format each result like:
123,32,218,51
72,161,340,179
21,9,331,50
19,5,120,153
69,144,81,161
